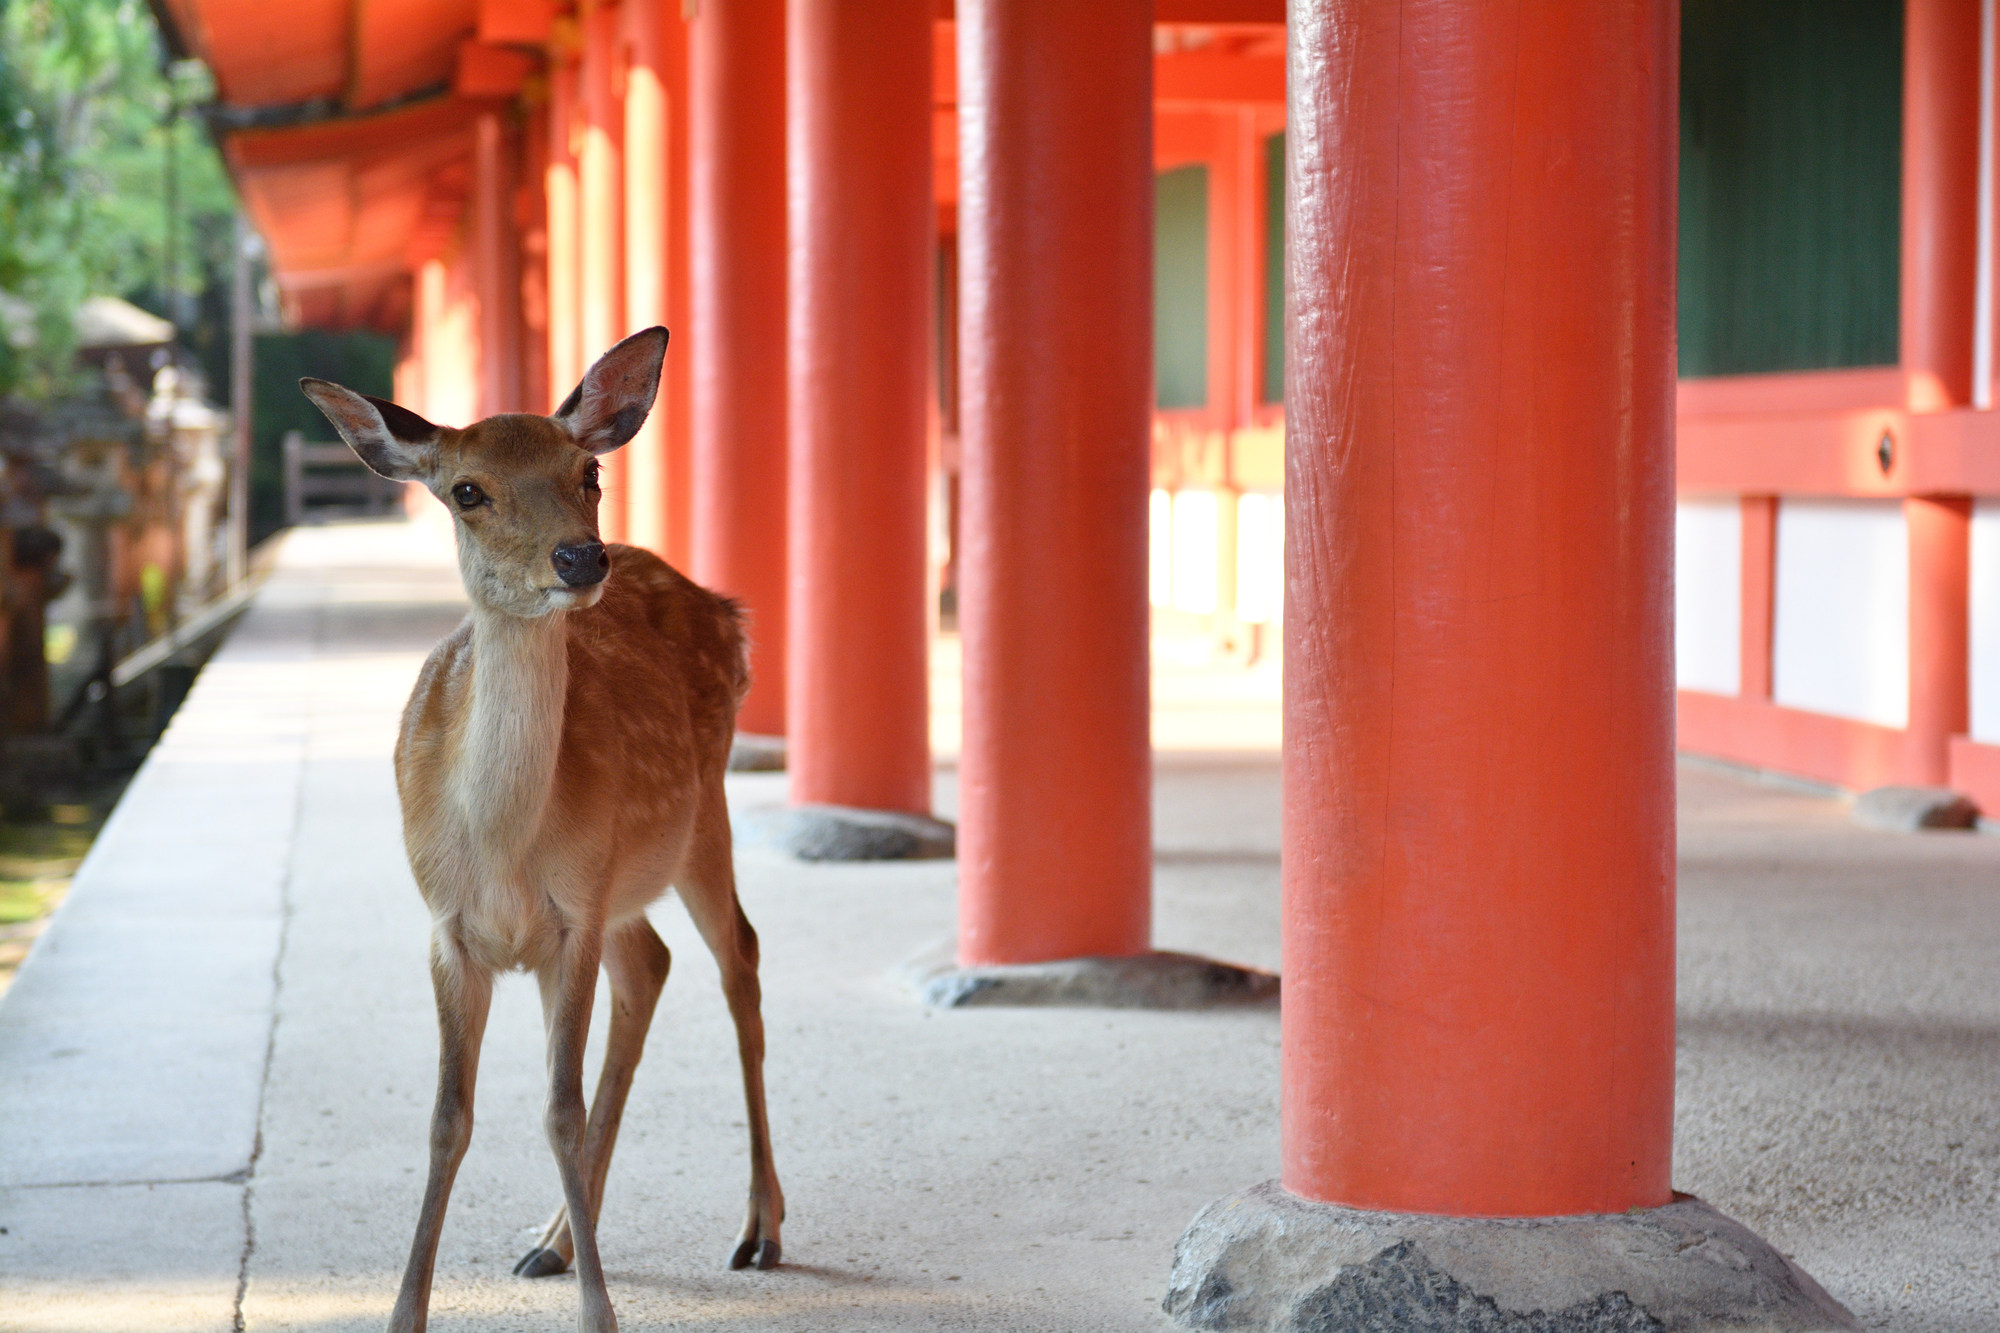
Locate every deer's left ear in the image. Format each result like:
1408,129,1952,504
553,326,668,455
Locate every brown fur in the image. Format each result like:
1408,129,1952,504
394,547,748,971
301,328,781,1333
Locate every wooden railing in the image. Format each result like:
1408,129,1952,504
282,431,401,525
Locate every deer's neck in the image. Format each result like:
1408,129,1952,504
454,606,570,851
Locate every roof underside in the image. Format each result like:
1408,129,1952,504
165,0,489,332
174,0,1286,336
227,96,496,332
161,0,479,109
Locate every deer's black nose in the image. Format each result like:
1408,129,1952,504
551,541,609,587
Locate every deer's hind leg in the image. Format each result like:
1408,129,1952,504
677,794,784,1271
515,914,672,1278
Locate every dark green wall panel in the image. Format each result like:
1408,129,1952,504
1679,0,1903,376
1156,164,1210,409
1264,131,1285,405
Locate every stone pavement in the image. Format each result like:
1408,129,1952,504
0,516,1995,1332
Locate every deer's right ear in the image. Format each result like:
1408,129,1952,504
299,379,440,481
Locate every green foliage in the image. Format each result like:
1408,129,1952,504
0,811,91,923
0,4,74,394
0,0,236,398
0,879,59,925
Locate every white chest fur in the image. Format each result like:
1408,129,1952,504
449,607,570,871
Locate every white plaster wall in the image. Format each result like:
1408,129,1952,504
1675,499,1742,695
1969,501,2000,741
1772,499,1908,728
1235,492,1283,625
1170,489,1220,615
1148,489,1174,608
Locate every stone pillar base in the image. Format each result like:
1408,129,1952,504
731,804,955,860
727,732,788,772
1851,785,1978,831
1164,1181,1859,1332
890,939,1278,1010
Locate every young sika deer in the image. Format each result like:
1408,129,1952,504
301,328,781,1333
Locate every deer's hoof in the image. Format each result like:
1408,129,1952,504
513,1246,568,1278
728,1232,780,1271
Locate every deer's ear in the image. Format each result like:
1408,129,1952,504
299,379,440,481
553,326,668,456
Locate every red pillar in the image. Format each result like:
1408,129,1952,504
545,57,583,411
1902,0,1982,409
1739,495,1777,700
691,0,788,738
1282,0,1677,1216
662,7,694,572
1899,0,1978,788
1905,496,1971,786
520,103,552,419
580,1,629,541
622,0,682,556
473,112,522,417
954,0,1151,966
784,0,934,815
398,301,428,420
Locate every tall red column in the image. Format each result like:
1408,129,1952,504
784,0,933,814
520,106,551,417
691,0,788,738
1283,0,1677,1216
1905,496,1971,786
1899,0,1978,790
473,112,522,417
546,57,583,411
1739,496,1778,700
622,0,686,557
1902,0,1982,409
954,0,1151,966
580,1,629,541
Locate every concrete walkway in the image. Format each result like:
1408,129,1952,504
1,517,1995,1333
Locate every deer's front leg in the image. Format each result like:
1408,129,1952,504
516,917,673,1279
539,926,618,1333
389,932,493,1333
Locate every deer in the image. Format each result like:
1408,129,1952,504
300,327,781,1333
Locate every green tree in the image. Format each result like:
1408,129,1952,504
0,0,236,398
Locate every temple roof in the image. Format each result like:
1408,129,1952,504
162,0,1284,335
156,0,503,332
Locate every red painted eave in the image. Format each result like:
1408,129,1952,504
159,0,348,105
225,98,497,332
932,0,1283,17
165,0,478,111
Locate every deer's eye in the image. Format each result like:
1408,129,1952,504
452,482,486,509
583,463,601,492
